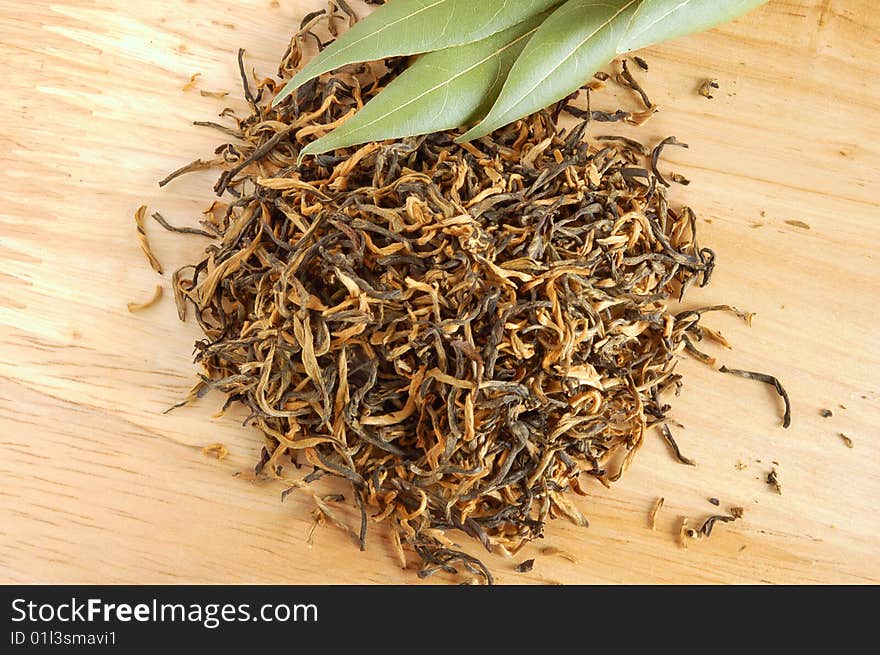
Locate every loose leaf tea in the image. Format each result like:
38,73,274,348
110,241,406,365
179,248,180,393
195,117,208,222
660,424,696,466
127,285,164,313
515,559,536,573
134,205,163,274
649,497,664,530
201,443,229,460
151,2,782,582
699,512,740,537
541,546,579,563
698,78,719,99
719,366,791,428
766,468,782,494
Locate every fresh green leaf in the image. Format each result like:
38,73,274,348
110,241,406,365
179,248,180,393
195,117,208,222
298,14,547,161
620,0,767,53
273,0,563,107
459,0,766,141
457,0,638,142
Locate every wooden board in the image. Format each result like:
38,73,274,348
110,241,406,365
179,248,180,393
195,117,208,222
1,0,878,585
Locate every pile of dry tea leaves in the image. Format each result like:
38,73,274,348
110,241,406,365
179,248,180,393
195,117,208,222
154,3,760,584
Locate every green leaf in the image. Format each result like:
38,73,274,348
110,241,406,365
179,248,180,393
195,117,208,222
620,0,768,53
273,0,563,107
457,0,639,142
458,0,767,141
298,14,547,161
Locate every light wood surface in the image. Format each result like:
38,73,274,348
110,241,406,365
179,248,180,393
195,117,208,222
1,0,878,585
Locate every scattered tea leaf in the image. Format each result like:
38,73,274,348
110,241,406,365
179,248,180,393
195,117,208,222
660,424,696,466
200,90,230,99
515,559,535,573
699,513,737,537
134,205,163,274
649,497,664,530
766,468,782,494
719,366,791,428
183,73,202,92
202,443,229,460
127,285,163,313
698,78,719,98
540,547,579,564
678,517,691,549
785,220,811,230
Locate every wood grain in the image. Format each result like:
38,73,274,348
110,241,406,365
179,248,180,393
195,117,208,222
1,0,878,585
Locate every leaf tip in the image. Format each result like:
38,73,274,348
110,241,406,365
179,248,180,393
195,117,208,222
272,85,293,108
297,139,326,165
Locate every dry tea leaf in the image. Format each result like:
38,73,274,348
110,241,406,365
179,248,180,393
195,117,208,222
201,443,229,460
698,78,719,99
515,559,535,573
127,285,163,313
660,424,696,466
678,517,691,549
719,366,791,428
134,205,163,274
766,468,782,494
649,497,664,530
183,73,202,92
540,546,579,564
